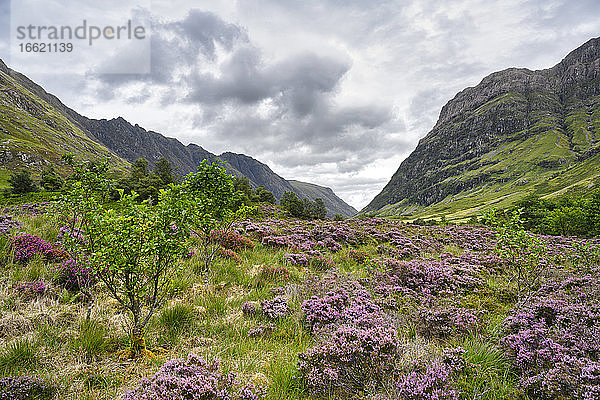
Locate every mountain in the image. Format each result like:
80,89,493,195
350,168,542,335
363,37,600,220
0,60,129,182
288,180,358,217
0,59,356,217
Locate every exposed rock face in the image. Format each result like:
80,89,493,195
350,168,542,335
78,116,219,176
364,37,600,215
219,152,295,199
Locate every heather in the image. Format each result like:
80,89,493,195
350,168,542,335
1,194,600,399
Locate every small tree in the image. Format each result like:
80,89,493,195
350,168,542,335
255,186,276,204
59,158,191,358
485,208,548,300
281,191,304,218
8,169,36,194
87,190,190,357
40,166,63,191
182,161,249,278
154,157,175,185
58,157,114,321
311,198,327,219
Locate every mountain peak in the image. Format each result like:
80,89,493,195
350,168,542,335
0,59,9,75
364,37,600,218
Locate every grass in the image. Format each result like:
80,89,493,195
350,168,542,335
75,319,109,362
0,210,554,400
0,337,40,374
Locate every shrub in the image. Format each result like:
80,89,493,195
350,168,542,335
502,276,600,399
0,215,20,236
284,253,309,266
0,375,56,400
396,348,466,400
242,301,259,316
10,234,53,264
212,230,255,251
122,354,265,400
8,170,36,195
14,281,50,300
261,296,290,319
298,324,398,396
54,259,95,292
418,307,479,338
217,247,242,263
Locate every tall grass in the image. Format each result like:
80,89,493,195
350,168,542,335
0,337,40,373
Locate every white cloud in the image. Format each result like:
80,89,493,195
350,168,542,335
3,0,600,209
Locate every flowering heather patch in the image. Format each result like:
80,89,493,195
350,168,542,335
242,301,259,316
370,257,484,305
395,348,466,400
261,235,291,248
0,215,20,236
57,224,87,246
299,279,399,396
284,253,309,266
418,306,479,338
502,275,600,399
0,375,56,400
2,202,50,217
298,323,398,396
14,281,49,299
258,265,291,282
302,289,350,331
10,234,54,264
211,230,255,251
317,237,342,252
261,296,290,319
247,323,275,338
217,247,242,263
54,259,95,291
122,354,265,400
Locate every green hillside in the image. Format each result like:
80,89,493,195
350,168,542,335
0,62,128,185
365,38,600,221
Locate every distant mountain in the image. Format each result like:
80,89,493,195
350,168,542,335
288,180,357,217
363,37,600,220
0,59,356,217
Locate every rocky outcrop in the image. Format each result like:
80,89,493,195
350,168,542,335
364,37,600,214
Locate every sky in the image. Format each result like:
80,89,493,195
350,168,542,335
1,0,600,209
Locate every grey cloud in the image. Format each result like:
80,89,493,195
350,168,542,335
166,9,248,60
95,10,248,86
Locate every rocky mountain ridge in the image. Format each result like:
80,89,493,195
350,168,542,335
364,37,600,218
0,59,356,217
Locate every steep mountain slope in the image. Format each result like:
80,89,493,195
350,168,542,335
364,37,600,219
219,152,297,199
0,60,129,184
0,59,356,217
288,180,358,217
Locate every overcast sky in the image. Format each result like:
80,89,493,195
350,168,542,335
1,0,599,209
